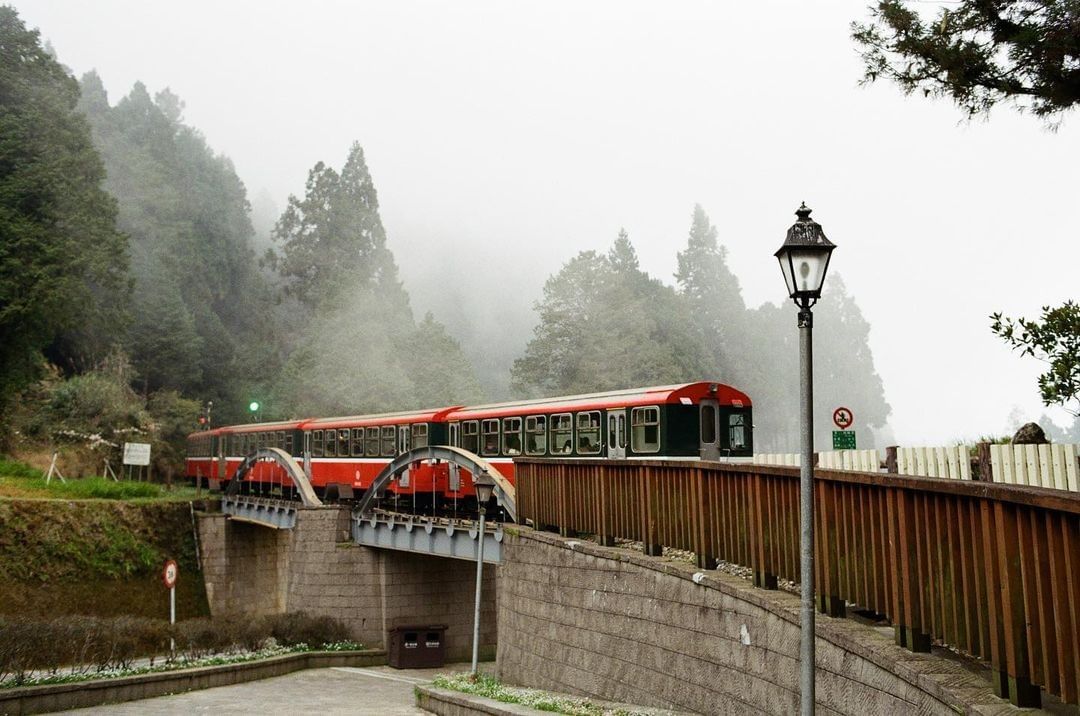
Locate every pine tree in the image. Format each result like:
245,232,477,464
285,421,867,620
271,142,404,307
675,205,746,377
0,8,128,413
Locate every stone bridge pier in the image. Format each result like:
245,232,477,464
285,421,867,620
196,507,497,661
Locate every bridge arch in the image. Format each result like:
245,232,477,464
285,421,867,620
224,447,322,507
355,445,516,522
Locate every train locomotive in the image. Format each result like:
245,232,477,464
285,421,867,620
185,382,753,506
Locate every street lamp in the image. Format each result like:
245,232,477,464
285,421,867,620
471,470,496,675
774,202,835,716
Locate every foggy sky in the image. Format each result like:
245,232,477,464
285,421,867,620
17,0,1080,444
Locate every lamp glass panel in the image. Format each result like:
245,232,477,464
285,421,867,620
475,482,494,503
787,248,830,296
777,253,797,297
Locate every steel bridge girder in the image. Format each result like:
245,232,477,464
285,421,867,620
351,514,502,563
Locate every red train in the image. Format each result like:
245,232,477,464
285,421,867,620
185,382,753,505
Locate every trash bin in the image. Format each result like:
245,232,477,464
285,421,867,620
388,624,447,668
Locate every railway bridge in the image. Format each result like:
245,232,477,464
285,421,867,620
197,454,1077,713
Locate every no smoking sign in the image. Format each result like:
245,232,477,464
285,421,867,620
832,407,853,430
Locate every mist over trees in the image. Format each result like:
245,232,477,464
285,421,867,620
266,144,482,416
513,207,891,451
75,73,279,424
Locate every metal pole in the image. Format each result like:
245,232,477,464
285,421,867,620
471,504,487,674
169,585,176,654
799,303,816,715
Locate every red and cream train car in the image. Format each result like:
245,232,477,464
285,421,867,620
185,382,753,504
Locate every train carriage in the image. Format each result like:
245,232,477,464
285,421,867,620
442,382,753,486
298,407,460,502
185,381,752,504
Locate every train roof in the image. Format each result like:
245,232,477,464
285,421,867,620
444,382,751,421
298,406,463,430
186,420,305,440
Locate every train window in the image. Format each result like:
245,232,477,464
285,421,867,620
339,429,350,455
551,413,573,454
284,433,294,455
366,427,380,457
576,412,601,454
381,426,396,456
502,417,522,456
312,430,324,457
701,405,717,444
631,406,661,453
481,419,500,456
729,413,747,450
462,421,479,453
351,429,364,456
525,415,547,455
412,423,428,449
325,429,337,457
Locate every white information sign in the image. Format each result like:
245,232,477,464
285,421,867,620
123,442,152,466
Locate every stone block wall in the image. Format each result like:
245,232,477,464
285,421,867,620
497,529,1014,715
197,513,289,615
197,507,496,660
381,548,498,662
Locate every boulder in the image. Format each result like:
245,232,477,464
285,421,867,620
1012,422,1049,445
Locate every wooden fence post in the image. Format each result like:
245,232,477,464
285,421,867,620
752,473,777,589
816,479,844,617
641,466,662,557
557,463,570,538
885,446,898,474
975,442,993,482
598,464,615,547
694,467,715,570
993,502,1041,707
894,488,931,651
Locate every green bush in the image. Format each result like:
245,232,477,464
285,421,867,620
266,611,350,648
0,612,353,685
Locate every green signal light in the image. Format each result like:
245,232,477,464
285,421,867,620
249,401,260,412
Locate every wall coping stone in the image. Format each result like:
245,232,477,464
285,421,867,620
514,529,1031,716
0,649,386,716
415,684,692,716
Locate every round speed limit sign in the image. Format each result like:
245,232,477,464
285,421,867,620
162,559,179,589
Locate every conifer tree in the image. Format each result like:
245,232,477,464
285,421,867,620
0,8,127,412
271,142,404,307
675,205,746,377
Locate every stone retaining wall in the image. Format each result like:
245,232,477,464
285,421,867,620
496,529,1022,715
198,508,496,661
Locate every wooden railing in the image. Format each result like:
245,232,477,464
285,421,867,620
515,458,1080,708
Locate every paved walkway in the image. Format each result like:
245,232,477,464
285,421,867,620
59,663,470,715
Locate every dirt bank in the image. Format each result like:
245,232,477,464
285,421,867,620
0,499,210,618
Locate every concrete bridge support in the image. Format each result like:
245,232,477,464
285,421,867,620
196,507,497,661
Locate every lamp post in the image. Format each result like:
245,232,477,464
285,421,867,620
471,470,496,675
774,203,835,716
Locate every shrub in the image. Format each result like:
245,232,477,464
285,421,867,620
0,612,353,684
266,612,349,648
